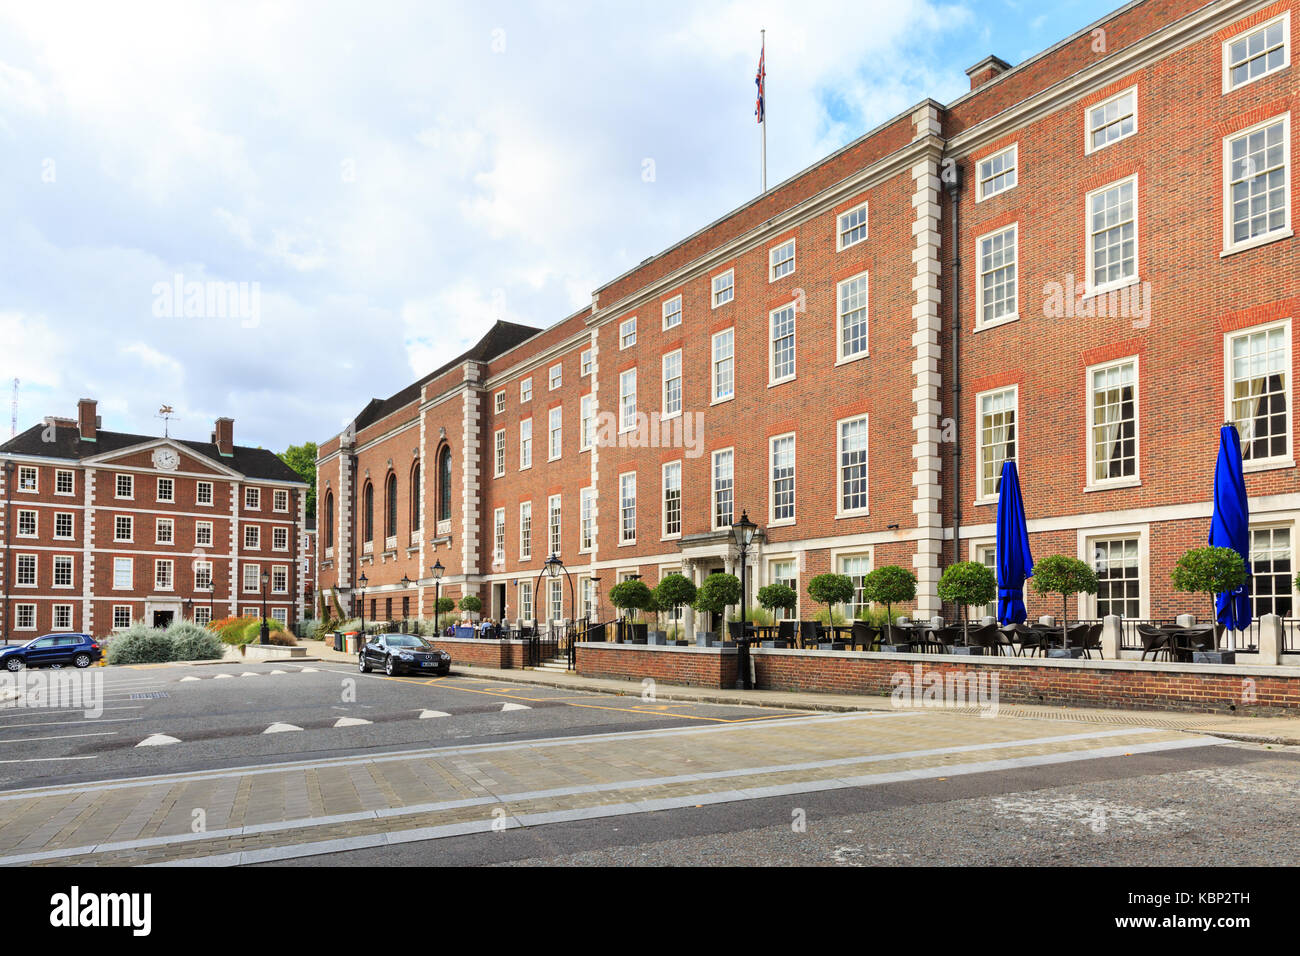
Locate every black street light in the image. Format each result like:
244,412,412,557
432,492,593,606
731,510,758,690
429,560,444,635
357,571,369,645
259,571,270,644
543,554,576,667
400,573,412,633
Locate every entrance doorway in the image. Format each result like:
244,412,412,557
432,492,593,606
152,610,175,629
494,583,507,621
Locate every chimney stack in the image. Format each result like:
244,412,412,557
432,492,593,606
212,417,234,457
77,399,98,442
966,55,1011,91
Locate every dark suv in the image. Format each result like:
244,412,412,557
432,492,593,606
0,634,102,671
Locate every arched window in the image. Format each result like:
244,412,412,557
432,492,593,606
410,463,421,531
438,446,452,522
325,492,334,548
385,473,398,538
363,482,374,543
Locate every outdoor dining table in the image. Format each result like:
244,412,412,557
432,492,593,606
744,624,780,643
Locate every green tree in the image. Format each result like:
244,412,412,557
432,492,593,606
693,573,742,640
862,566,917,629
937,561,997,644
458,594,483,616
1030,554,1099,651
1173,546,1246,626
807,573,855,627
608,580,654,620
279,441,318,517
757,583,797,620
655,574,697,638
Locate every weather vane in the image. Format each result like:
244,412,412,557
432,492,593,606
156,404,176,438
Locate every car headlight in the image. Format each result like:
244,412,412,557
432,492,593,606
398,652,414,660
439,651,450,659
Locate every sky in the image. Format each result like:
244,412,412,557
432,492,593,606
0,0,1122,452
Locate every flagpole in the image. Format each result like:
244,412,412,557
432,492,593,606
760,29,767,193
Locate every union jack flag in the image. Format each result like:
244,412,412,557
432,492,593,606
754,42,765,124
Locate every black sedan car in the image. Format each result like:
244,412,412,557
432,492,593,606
1,633,102,671
358,634,450,676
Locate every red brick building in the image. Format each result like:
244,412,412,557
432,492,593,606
0,400,309,639
317,0,1299,642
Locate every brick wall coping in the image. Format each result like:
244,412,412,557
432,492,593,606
429,636,526,646
751,647,1300,679
575,642,736,656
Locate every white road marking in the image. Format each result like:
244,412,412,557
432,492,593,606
333,717,372,727
240,672,261,678
418,710,450,719
262,723,302,734
180,677,201,682
0,731,116,743
500,703,531,712
299,668,319,673
137,734,181,747
270,670,287,675
214,674,234,680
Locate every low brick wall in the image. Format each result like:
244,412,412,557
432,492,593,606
575,642,737,689
429,637,528,669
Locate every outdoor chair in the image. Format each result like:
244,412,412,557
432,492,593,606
992,625,1020,657
923,626,961,654
965,623,1000,654
1011,624,1046,657
798,621,821,650
850,620,877,651
878,623,913,652
775,620,797,647
1137,624,1175,662
1078,622,1104,659
727,621,747,645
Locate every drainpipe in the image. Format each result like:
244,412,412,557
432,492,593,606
943,160,963,566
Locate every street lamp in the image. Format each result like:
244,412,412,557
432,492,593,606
429,560,444,635
731,510,758,690
259,571,270,644
543,554,576,664
357,571,369,645
400,573,411,633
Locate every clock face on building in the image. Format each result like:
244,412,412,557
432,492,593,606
153,448,180,471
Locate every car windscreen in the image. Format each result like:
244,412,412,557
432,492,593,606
385,635,429,648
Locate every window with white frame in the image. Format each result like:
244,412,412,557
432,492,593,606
770,434,796,523
837,202,868,249
156,517,174,545
549,578,563,622
581,576,596,619
113,514,131,542
549,494,562,556
619,473,637,543
711,269,734,307
978,387,1017,499
1251,525,1293,618
157,477,175,502
53,555,73,588
769,239,795,281
1229,323,1290,463
769,559,798,620
16,509,35,536
520,377,533,402
195,561,213,591
194,605,212,627
15,605,34,630
196,481,213,505
519,501,532,559
15,554,35,586
838,416,869,515
196,521,213,547
53,605,72,631
116,474,133,499
495,390,506,414
838,272,869,361
619,369,637,433
245,487,260,510
977,144,1018,200
243,564,261,593
244,525,260,550
548,407,562,460
620,317,637,349
55,469,74,495
520,418,533,469
272,565,288,594
839,554,872,619
113,557,133,590
769,305,796,383
54,512,74,539
274,489,289,512
273,527,289,551
1225,116,1290,251
155,559,174,591
976,224,1018,326
1089,358,1138,484
580,394,595,450
580,487,595,552
662,350,682,417
712,328,734,401
1225,14,1289,91
113,606,132,630
1086,87,1136,152
712,449,734,529
662,461,681,538
662,295,682,330
1088,176,1138,291
495,428,506,477
271,607,287,626
549,363,563,390
519,580,533,621
1090,536,1141,618
17,466,37,492
493,508,505,563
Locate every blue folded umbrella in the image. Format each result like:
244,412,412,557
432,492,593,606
995,461,1034,626
1209,423,1252,631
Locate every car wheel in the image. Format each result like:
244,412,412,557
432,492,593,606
5,657,23,672
385,656,396,676
358,654,371,673
73,654,92,669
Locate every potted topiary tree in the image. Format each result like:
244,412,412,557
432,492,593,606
457,595,483,639
608,579,653,643
655,573,697,645
1173,546,1246,662
434,597,456,635
937,561,997,651
1029,554,1099,658
692,573,741,646
807,573,854,647
756,583,796,647
862,566,917,649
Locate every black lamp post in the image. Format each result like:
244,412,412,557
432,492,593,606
259,571,270,644
400,573,411,633
731,510,758,690
429,560,444,635
357,571,368,645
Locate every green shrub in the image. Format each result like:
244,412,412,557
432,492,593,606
863,566,917,624
609,580,654,620
808,573,855,625
757,583,797,616
693,573,742,638
106,624,175,665
459,595,483,615
655,574,697,623
938,561,998,642
1173,546,1246,623
167,621,225,661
